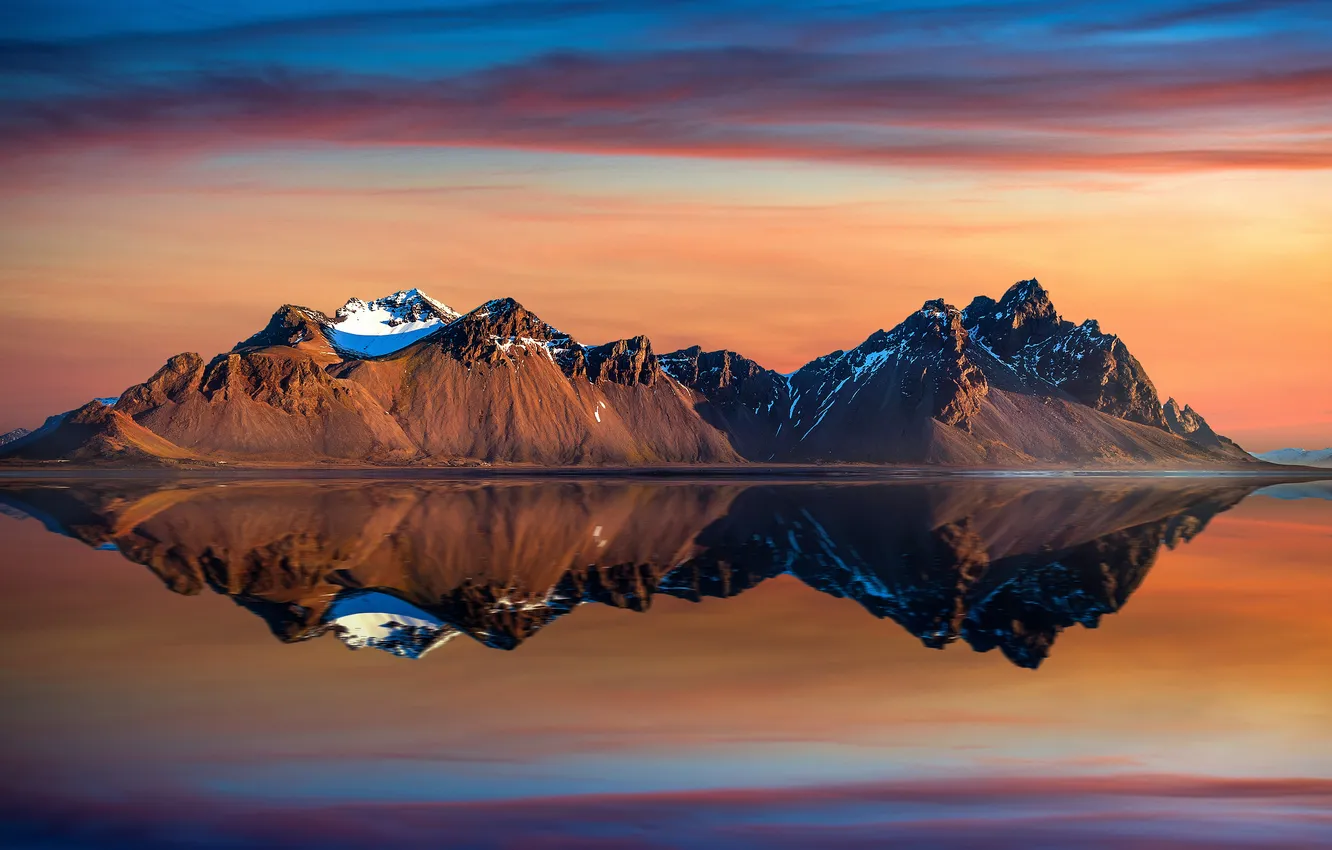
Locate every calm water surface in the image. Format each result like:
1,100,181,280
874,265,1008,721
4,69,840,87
1,475,1329,848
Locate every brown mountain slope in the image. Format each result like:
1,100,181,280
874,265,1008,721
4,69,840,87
332,298,739,464
922,390,1241,466
114,348,419,462
0,401,199,465
103,297,738,465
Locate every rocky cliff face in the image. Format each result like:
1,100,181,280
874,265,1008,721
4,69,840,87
2,280,1252,467
961,280,1167,428
234,305,335,355
665,280,1243,465
1163,397,1222,447
432,297,573,364
585,335,659,386
789,299,990,432
1162,397,1251,461
961,279,1064,359
117,353,207,409
659,346,791,458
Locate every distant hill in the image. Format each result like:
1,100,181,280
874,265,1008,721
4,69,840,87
1253,448,1332,468
0,428,30,446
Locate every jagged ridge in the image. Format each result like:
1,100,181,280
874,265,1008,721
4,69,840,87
2,279,1254,467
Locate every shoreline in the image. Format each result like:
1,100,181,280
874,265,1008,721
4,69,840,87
1,463,1327,484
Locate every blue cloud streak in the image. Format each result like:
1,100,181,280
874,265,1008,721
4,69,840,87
4,773,1330,848
1,1,1328,172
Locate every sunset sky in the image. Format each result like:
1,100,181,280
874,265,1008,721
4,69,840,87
1,1,1329,450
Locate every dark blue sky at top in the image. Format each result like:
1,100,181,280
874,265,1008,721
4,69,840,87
0,1,1329,171
5,0,1327,72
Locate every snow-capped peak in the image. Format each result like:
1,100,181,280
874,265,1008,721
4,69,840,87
335,288,456,324
323,288,461,358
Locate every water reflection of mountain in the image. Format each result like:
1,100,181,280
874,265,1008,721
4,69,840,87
0,477,1264,667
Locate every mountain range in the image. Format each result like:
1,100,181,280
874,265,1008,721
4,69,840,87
0,279,1259,467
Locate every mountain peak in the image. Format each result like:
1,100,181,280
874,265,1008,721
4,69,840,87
958,282,1172,428
1001,277,1050,305
997,278,1059,325
319,288,461,358
235,304,331,353
585,335,658,386
963,279,1064,361
435,296,580,365
1162,397,1228,450
920,298,952,319
921,298,961,322
473,296,526,318
455,296,552,332
890,299,969,353
334,288,456,324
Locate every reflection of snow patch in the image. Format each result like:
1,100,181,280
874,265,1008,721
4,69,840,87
325,591,459,659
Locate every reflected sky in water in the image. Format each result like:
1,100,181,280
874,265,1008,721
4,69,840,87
0,476,1329,848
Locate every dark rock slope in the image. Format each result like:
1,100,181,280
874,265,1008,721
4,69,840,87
666,279,1250,465
961,280,1167,427
1162,397,1251,461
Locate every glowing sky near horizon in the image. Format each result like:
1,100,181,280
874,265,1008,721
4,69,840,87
1,0,1329,449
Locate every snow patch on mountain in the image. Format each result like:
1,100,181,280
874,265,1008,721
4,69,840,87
0,428,31,447
323,289,461,357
